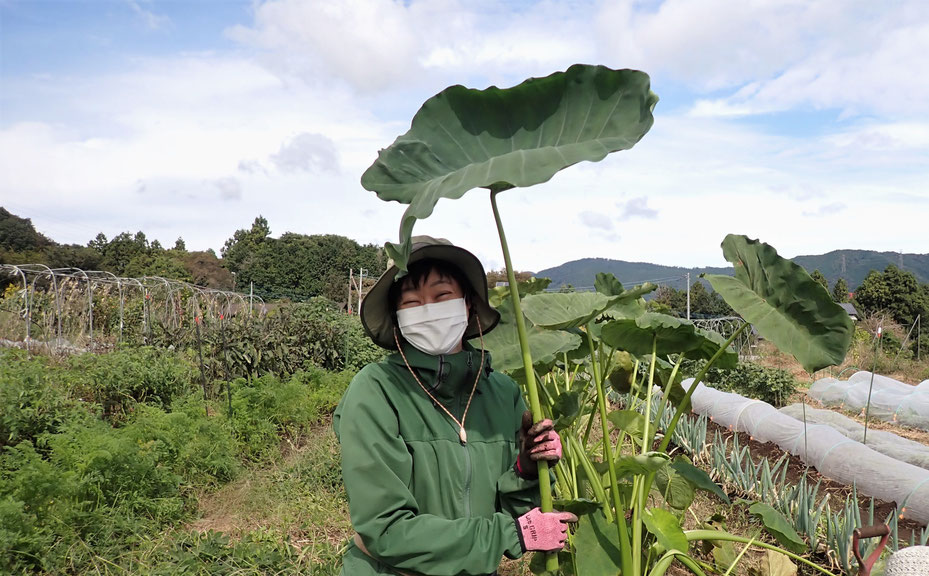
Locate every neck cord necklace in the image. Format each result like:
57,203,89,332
394,317,484,445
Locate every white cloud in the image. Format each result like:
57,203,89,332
598,0,929,117
126,0,171,31
616,196,657,220
579,210,614,231
227,0,421,91
226,0,592,92
802,202,846,217
214,177,243,201
269,132,339,174
3,0,929,273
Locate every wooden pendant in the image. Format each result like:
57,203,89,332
459,427,467,444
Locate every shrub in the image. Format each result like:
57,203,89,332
712,363,799,406
43,417,186,522
123,397,241,487
228,368,353,462
292,365,354,418
208,298,384,379
0,349,84,448
683,359,799,407
66,346,195,420
227,374,314,462
0,442,68,574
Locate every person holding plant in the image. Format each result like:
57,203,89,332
333,236,577,576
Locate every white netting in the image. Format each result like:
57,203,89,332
809,372,929,430
684,378,929,525
779,404,929,471
886,545,929,575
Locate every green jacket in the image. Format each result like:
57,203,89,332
333,342,540,576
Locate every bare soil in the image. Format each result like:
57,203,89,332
702,420,926,543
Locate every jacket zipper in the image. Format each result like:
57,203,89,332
462,351,473,517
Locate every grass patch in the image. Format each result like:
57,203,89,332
186,423,350,574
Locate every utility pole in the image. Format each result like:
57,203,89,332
358,268,368,314
348,268,354,314
686,273,691,321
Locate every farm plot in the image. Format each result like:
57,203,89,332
683,379,929,527
810,371,929,431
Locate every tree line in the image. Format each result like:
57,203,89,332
0,209,385,305
2,207,927,328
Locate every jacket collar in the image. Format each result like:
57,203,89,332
387,341,494,401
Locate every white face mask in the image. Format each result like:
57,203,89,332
396,298,469,356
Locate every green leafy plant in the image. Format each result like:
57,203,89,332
684,360,799,407
363,64,854,575
0,349,81,448
66,346,195,420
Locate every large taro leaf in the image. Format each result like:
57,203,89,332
487,277,551,309
524,285,654,331
574,510,623,576
595,272,625,296
550,384,583,431
655,463,695,510
599,312,737,367
361,64,658,269
481,288,579,372
670,456,730,505
704,235,854,373
748,502,806,555
552,498,601,517
522,292,613,330
643,507,689,553
613,451,669,479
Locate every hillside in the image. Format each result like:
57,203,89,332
536,250,929,292
535,258,731,291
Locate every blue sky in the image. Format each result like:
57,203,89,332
2,0,928,274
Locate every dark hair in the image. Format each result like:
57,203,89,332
387,258,475,314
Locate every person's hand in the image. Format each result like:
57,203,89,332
515,507,577,552
517,410,562,477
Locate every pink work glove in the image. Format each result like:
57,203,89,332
516,410,563,478
515,507,578,552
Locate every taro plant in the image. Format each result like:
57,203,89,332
362,64,855,575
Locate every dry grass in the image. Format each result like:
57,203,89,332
190,423,352,569
754,317,929,388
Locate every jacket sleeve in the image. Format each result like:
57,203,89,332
336,367,523,576
496,379,542,520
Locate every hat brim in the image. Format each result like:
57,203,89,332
361,243,500,350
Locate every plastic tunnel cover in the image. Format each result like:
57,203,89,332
809,372,929,431
683,378,929,526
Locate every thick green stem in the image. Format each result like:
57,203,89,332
490,191,556,572
641,337,658,455
684,530,839,575
587,329,633,576
650,356,684,449
632,338,659,576
566,434,613,523
659,322,749,453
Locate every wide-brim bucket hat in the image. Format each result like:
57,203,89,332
361,236,501,350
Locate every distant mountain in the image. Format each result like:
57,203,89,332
534,258,730,292
791,250,929,288
535,250,929,293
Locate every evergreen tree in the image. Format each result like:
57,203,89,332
854,265,929,326
832,278,849,303
810,269,829,291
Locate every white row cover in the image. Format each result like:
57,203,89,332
683,378,929,525
808,371,929,430
779,403,929,471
